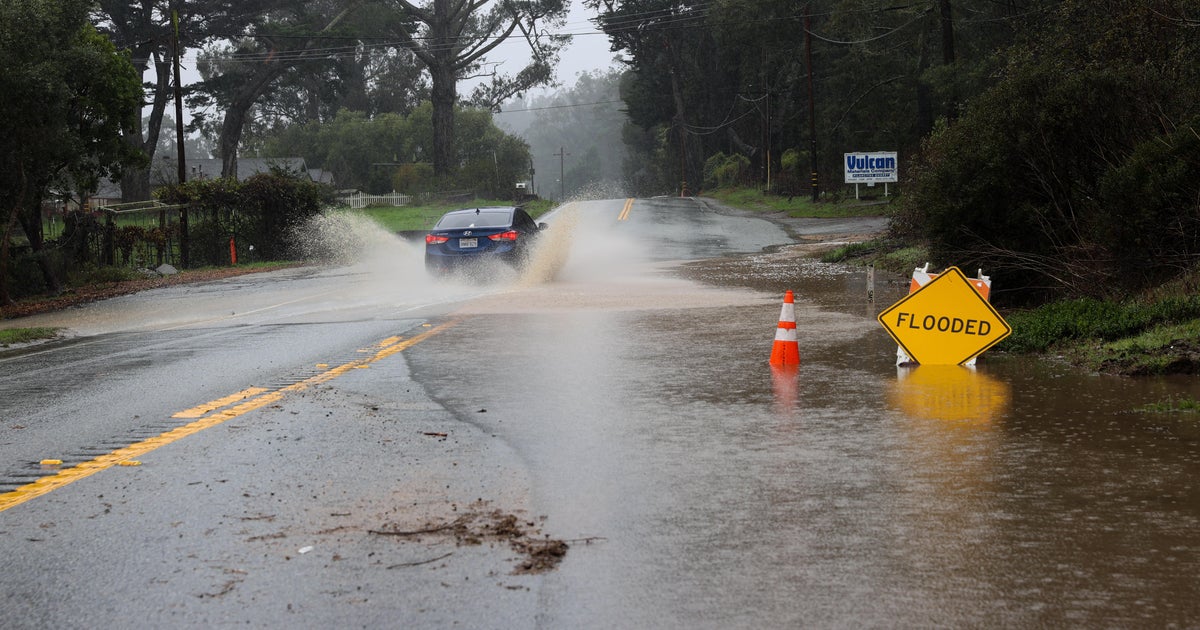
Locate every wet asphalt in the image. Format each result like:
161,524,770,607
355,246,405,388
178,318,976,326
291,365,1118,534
2,198,1198,627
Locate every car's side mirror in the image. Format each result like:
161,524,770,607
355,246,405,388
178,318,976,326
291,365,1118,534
538,223,549,230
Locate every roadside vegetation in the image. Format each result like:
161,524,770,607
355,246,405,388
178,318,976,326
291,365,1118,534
0,327,60,347
1138,396,1200,415
704,188,889,219
349,197,553,233
0,194,549,323
1002,297,1200,376
712,182,1200,378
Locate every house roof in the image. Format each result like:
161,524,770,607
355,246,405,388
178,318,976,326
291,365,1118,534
308,168,334,185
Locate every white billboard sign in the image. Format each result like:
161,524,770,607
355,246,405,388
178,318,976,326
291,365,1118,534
844,152,898,184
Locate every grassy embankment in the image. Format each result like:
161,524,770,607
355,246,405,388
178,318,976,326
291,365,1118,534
707,186,1200,388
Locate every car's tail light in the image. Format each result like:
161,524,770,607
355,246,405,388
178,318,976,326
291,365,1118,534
425,234,449,244
488,230,518,241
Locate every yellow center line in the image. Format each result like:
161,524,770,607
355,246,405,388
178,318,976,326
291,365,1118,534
619,201,638,223
0,320,459,513
617,198,635,221
172,387,269,419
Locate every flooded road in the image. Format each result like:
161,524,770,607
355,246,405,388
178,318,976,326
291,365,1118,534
408,198,1200,627
1,197,1198,626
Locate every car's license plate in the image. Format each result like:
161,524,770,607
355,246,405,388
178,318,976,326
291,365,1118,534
459,238,478,248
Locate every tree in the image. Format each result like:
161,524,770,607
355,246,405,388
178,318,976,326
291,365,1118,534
92,0,277,201
151,114,213,160
260,101,532,195
587,0,1053,196
224,2,430,136
386,0,570,176
1,0,144,303
892,0,1200,301
189,0,364,179
501,69,628,199
587,0,714,194
265,109,415,192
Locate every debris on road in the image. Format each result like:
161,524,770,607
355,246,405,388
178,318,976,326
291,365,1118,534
369,501,568,575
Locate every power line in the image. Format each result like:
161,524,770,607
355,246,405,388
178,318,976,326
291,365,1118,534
126,2,1023,74
496,98,624,113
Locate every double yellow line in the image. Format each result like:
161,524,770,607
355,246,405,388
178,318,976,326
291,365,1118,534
617,198,635,221
0,320,457,513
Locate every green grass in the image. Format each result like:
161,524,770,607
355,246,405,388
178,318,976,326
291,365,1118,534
820,240,881,263
819,239,928,275
997,294,1200,374
1137,395,1200,414
1071,319,1200,374
0,327,60,346
706,187,892,218
1001,297,1200,353
66,264,143,286
341,198,556,232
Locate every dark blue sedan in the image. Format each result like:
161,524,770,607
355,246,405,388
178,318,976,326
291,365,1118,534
424,206,547,275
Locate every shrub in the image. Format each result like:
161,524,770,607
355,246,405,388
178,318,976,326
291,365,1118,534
156,173,332,263
702,152,751,189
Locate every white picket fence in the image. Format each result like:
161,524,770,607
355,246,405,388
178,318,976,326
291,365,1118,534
342,191,411,208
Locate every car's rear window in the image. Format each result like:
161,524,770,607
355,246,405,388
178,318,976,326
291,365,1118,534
435,210,512,229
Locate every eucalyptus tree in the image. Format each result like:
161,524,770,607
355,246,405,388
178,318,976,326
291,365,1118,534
1,0,143,302
586,0,714,193
384,0,570,176
235,2,429,130
92,0,273,200
189,0,365,179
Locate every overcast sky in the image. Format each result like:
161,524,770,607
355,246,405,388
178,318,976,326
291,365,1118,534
486,1,620,88
150,1,618,148
164,1,618,119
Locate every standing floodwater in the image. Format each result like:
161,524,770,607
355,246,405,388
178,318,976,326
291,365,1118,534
409,198,1200,627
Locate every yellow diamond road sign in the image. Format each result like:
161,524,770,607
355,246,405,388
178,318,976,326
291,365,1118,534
878,266,1012,365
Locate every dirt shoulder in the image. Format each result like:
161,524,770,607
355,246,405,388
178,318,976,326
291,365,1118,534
695,196,890,245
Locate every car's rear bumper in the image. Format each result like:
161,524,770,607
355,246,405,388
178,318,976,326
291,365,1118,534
424,250,521,274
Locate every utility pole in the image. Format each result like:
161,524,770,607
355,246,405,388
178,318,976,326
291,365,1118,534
804,5,819,203
554,146,570,200
939,0,958,119
172,7,189,267
679,126,688,196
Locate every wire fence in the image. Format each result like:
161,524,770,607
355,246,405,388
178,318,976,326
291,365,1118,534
43,201,210,270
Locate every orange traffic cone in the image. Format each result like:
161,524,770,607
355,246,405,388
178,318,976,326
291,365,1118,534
769,290,800,366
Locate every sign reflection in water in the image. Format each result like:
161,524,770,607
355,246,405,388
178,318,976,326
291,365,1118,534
888,364,1011,424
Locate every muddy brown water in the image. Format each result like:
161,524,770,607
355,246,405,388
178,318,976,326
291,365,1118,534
408,202,1200,626
670,242,1200,626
